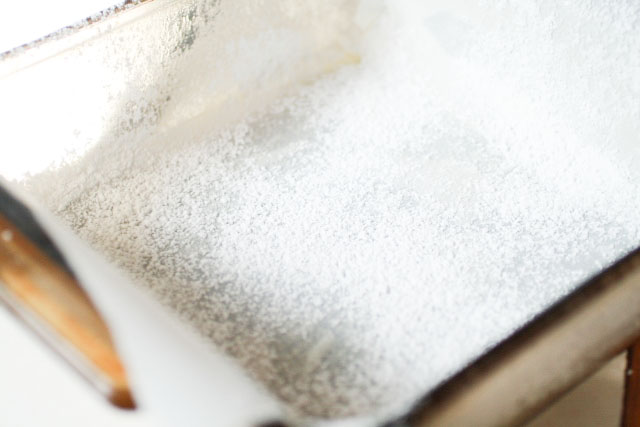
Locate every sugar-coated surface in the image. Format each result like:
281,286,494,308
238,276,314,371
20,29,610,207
20,0,640,421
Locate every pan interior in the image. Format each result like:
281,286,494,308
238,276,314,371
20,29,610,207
13,0,640,422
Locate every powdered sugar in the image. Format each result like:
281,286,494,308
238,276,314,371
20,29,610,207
17,0,640,422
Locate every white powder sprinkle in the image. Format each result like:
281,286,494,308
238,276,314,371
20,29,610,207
18,0,640,422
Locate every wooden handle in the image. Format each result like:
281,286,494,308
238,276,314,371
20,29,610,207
624,341,640,426
0,214,135,409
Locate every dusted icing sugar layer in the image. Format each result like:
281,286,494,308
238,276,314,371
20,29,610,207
17,0,640,421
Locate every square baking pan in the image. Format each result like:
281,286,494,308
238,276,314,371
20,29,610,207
1,1,640,426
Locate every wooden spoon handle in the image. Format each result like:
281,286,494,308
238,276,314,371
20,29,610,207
0,213,135,409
